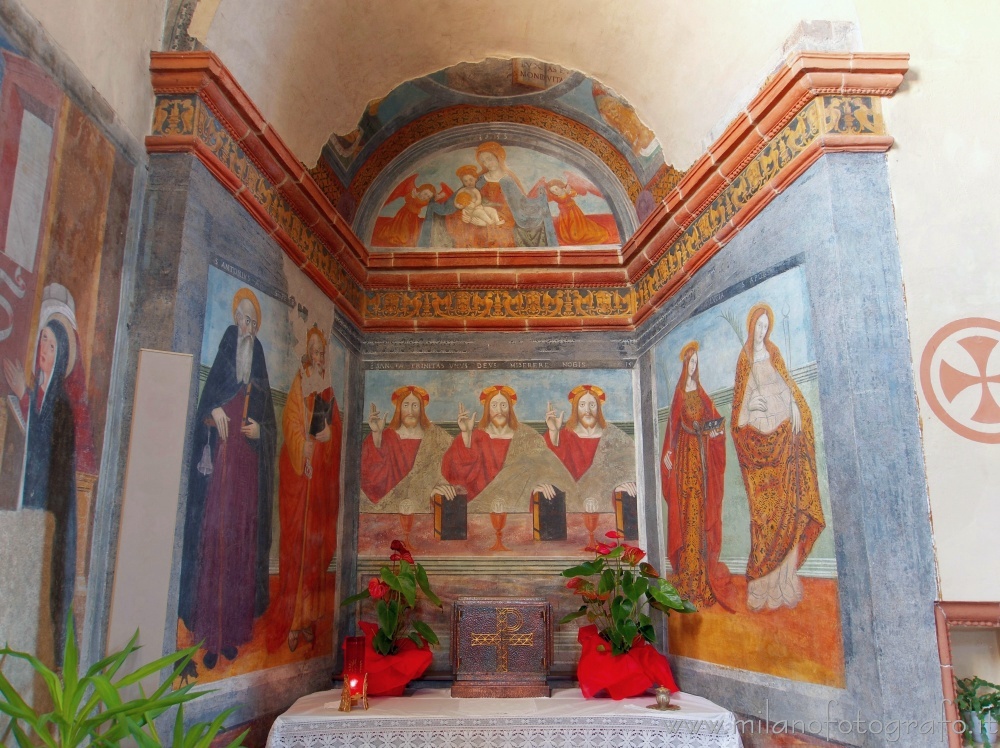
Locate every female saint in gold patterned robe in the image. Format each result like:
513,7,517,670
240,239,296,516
661,342,729,608
732,303,825,611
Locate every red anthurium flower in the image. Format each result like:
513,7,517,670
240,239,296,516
368,578,389,599
390,539,406,552
605,530,624,539
582,591,609,602
389,552,402,562
639,562,660,578
595,542,614,555
566,578,582,589
621,545,646,565
400,551,415,564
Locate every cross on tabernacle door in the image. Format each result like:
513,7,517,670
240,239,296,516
470,607,535,672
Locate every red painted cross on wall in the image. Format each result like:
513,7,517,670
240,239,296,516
921,318,1000,443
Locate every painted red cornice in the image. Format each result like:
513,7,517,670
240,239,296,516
622,52,908,281
148,51,370,274
147,51,908,332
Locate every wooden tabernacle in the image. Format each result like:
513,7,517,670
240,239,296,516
451,597,552,698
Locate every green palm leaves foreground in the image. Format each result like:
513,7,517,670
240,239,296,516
0,614,245,748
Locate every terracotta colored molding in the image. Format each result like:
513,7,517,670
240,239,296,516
145,51,907,332
148,51,370,269
620,52,908,273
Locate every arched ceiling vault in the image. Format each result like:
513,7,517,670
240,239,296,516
177,0,862,169
308,58,676,253
152,2,904,332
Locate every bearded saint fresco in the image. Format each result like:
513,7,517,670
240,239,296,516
179,287,276,672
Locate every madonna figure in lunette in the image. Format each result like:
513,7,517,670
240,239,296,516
732,303,825,611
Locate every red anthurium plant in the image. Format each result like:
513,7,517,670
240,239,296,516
560,531,696,655
343,540,442,656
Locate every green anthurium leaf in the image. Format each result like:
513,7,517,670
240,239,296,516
380,567,401,592
341,589,372,606
376,599,394,634
598,569,616,595
561,560,602,577
630,577,648,601
639,622,656,643
373,629,393,656
646,581,686,611
415,564,442,607
559,606,589,624
396,572,417,608
413,619,439,646
611,595,633,623
605,545,625,559
619,619,638,645
621,573,633,598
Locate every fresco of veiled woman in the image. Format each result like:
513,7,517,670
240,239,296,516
732,303,825,611
661,341,729,608
3,318,76,663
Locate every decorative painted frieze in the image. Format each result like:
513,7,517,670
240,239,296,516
147,52,907,332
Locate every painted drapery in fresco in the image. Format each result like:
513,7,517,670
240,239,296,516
0,44,134,673
653,265,843,688
358,368,637,673
175,262,347,685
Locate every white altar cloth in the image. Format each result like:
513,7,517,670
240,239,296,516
266,687,743,748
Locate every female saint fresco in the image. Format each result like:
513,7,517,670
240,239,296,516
660,342,728,608
732,303,825,611
3,316,76,664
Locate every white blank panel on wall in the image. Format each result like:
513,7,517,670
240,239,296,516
108,349,192,660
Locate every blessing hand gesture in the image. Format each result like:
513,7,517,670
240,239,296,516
545,401,565,435
457,402,475,434
368,402,386,435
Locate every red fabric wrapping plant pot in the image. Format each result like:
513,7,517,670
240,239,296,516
354,621,433,696
576,624,679,699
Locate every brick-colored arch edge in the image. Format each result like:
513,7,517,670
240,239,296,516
146,52,908,332
934,601,1000,747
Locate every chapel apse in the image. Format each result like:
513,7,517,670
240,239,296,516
175,260,349,685
309,57,681,241
653,265,844,688
356,366,641,671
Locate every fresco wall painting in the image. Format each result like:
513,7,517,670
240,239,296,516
654,265,844,687
369,141,624,251
357,367,638,670
0,40,135,674
175,261,348,685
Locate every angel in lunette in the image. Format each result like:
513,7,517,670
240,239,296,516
542,174,617,245
371,173,437,247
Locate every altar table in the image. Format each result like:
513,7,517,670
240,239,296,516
266,687,743,748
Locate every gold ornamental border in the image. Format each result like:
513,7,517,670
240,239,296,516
147,52,907,332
